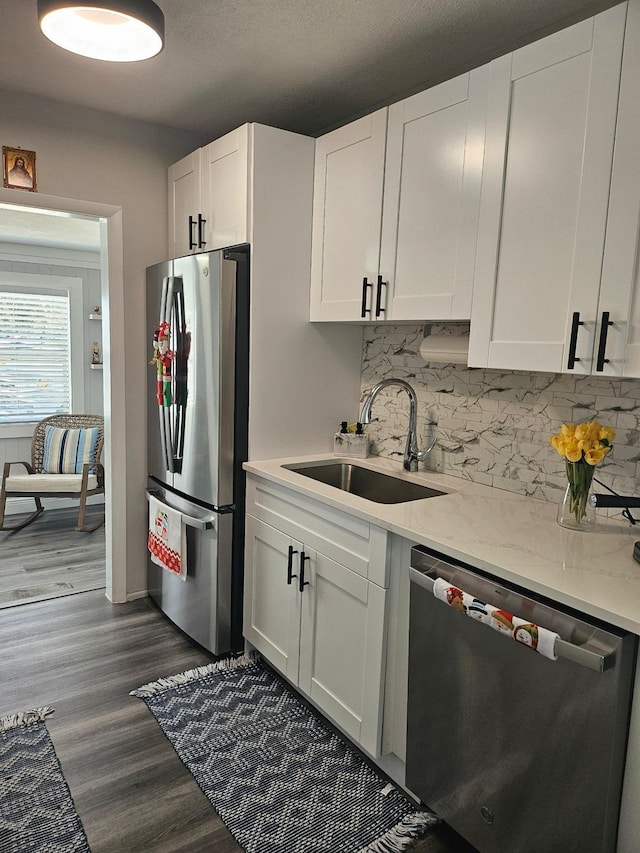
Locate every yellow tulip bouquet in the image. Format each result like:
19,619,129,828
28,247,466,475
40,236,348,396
550,421,615,525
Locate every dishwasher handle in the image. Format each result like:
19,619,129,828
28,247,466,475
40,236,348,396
410,567,613,673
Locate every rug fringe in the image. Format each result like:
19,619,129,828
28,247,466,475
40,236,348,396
357,810,441,853
0,706,55,732
130,651,259,698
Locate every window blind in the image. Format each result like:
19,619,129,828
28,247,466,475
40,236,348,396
0,290,71,423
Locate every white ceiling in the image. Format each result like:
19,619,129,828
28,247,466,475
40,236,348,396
0,0,623,140
0,206,101,251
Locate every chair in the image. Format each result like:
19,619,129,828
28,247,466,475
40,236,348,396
0,414,105,533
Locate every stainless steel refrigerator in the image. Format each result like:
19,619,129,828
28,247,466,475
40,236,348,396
145,245,249,655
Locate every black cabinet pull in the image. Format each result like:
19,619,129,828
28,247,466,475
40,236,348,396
596,311,613,372
287,545,298,585
361,278,372,318
188,216,197,250
197,214,206,248
567,311,583,369
299,552,310,593
375,275,387,318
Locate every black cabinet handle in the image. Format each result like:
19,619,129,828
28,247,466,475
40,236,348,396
197,214,206,248
361,278,372,318
375,275,386,318
596,311,613,372
567,311,583,369
299,552,310,593
188,216,197,250
287,545,298,584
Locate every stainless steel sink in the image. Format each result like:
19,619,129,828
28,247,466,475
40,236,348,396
282,461,446,504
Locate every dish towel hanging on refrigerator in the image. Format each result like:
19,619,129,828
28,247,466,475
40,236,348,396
432,577,559,660
148,494,187,581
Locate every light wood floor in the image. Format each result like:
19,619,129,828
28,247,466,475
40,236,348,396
1,591,475,852
0,505,105,608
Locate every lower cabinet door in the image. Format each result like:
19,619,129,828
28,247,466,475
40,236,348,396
243,515,301,684
298,550,388,757
244,514,388,757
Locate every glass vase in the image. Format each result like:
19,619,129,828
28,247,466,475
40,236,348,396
557,462,596,531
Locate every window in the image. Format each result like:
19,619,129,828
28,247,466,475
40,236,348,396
0,289,71,423
0,273,84,431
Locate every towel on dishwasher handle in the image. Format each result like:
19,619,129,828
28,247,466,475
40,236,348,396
148,494,187,581
432,577,559,660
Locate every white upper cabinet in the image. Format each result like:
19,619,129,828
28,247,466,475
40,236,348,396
597,0,640,378
168,149,203,257
310,69,490,323
201,126,250,250
310,110,387,321
381,67,489,321
168,126,250,258
167,124,363,459
468,4,628,374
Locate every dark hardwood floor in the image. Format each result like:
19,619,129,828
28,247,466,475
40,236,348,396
2,590,236,852
0,505,105,607
1,590,475,852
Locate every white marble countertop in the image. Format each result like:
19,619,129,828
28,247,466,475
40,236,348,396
244,453,640,635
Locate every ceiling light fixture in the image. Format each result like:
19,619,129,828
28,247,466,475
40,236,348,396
37,0,165,62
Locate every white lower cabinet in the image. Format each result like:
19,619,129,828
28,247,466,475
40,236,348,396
379,536,412,766
243,476,389,757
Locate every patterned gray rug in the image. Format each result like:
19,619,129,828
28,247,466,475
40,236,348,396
132,654,438,853
0,707,90,853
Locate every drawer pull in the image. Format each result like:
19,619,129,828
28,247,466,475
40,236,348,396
188,215,197,250
197,213,206,248
375,275,386,317
567,311,583,369
299,552,310,593
287,545,298,584
596,311,613,372
361,278,372,318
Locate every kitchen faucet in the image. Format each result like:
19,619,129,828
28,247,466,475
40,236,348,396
359,378,436,472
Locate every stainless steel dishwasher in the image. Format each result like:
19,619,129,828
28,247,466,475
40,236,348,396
406,545,637,853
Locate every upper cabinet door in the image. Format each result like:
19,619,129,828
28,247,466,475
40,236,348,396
310,110,387,321
468,5,627,373
201,125,250,251
168,149,202,258
598,0,640,378
381,67,489,322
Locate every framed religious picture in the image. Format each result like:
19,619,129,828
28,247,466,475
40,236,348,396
3,146,37,192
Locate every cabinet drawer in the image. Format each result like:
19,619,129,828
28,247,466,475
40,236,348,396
246,475,388,585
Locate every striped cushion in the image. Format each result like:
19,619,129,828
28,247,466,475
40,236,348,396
42,426,99,474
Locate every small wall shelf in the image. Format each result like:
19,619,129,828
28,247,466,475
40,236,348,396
90,363,103,370
89,313,102,321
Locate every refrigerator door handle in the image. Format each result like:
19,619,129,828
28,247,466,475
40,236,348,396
157,276,176,474
145,489,218,530
171,282,187,473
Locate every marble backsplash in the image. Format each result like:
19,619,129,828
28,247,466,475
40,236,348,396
360,324,640,515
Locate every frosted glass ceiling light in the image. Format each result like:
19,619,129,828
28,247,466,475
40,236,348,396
37,0,165,62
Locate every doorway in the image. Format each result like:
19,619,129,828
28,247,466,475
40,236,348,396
0,206,107,605
0,188,126,603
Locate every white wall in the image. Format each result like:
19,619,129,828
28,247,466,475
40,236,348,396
0,87,207,597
